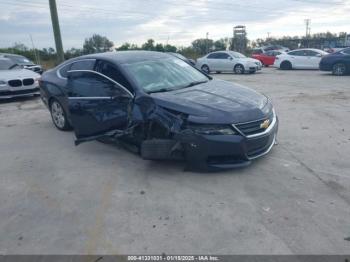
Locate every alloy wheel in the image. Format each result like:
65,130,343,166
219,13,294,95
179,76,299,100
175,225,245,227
51,101,66,129
333,63,346,76
201,65,210,74
234,65,244,74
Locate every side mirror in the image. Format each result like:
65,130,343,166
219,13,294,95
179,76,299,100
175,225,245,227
228,57,233,60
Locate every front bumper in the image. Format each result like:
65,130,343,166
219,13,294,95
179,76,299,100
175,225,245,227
319,62,332,71
246,64,262,72
180,117,278,171
0,87,40,99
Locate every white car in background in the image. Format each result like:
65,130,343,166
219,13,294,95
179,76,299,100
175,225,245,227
196,51,262,74
0,58,40,99
274,48,329,70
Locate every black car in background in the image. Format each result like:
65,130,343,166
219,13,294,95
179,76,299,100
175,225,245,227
40,51,278,171
319,47,350,76
0,53,43,74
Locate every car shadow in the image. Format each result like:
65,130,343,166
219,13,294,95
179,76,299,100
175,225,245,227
0,95,39,104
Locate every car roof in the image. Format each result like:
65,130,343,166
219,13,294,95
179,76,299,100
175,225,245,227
70,51,171,65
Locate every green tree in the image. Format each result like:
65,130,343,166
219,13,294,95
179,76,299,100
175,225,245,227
163,44,177,52
191,38,213,55
116,42,131,51
83,34,114,54
213,39,227,51
155,43,164,52
141,39,155,51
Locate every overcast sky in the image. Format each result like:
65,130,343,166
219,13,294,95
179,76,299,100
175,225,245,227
0,0,349,50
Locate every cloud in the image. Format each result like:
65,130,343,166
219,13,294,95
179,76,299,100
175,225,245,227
0,0,349,49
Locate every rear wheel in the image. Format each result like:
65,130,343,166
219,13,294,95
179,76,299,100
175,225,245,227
201,65,210,74
280,61,292,70
50,99,72,131
234,64,245,74
332,63,347,76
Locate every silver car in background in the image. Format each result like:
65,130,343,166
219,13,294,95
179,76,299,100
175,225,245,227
196,51,262,74
0,58,40,99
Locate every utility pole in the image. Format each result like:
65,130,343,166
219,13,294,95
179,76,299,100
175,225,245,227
29,34,40,65
304,19,311,48
206,32,209,53
49,0,64,63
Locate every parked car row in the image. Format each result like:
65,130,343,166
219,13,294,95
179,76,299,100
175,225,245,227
250,45,350,75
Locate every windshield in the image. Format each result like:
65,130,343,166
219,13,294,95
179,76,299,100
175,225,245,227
230,52,246,58
0,59,19,70
123,57,208,93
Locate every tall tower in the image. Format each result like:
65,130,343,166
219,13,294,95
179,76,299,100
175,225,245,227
233,25,247,53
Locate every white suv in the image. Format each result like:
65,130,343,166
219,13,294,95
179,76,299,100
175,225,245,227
196,51,262,74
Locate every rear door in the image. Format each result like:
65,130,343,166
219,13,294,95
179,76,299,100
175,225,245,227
216,52,233,71
67,68,134,144
206,53,220,71
304,50,323,69
287,50,307,69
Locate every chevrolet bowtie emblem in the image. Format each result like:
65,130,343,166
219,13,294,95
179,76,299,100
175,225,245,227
260,119,270,129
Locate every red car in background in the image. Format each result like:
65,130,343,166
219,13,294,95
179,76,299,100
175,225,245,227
252,50,283,66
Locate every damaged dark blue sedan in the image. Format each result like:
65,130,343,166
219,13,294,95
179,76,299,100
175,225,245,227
40,51,278,170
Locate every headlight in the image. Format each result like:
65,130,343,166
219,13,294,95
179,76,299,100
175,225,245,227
188,124,237,135
0,80,6,86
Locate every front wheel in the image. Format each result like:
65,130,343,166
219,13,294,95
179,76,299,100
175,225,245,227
50,99,72,131
332,63,347,76
201,65,210,74
280,61,292,70
234,64,245,74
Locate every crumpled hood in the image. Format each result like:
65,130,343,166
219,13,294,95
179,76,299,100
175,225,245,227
0,69,40,80
150,79,270,124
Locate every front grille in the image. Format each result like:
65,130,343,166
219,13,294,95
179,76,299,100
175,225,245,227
246,135,272,157
0,88,39,96
235,113,274,136
8,79,22,87
23,78,34,86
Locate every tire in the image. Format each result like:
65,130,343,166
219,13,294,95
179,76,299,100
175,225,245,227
50,99,72,131
141,139,177,160
332,63,347,76
201,65,210,74
280,61,292,70
234,64,245,74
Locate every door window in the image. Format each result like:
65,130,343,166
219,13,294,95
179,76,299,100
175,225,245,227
342,49,350,55
95,61,133,92
216,53,230,59
288,50,306,56
207,53,219,59
70,60,95,71
304,50,319,57
69,71,123,97
59,59,95,78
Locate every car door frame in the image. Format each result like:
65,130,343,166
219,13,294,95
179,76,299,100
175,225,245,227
206,53,220,71
305,50,323,69
67,69,135,144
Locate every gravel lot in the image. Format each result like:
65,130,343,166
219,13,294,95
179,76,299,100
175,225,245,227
0,68,349,254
